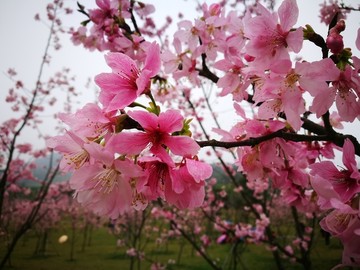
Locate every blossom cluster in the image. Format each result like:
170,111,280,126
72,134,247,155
47,41,212,219
48,0,360,266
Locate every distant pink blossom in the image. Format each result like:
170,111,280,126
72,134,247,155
319,0,349,25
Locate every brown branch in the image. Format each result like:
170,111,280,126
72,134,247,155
197,129,360,156
170,220,221,270
0,1,58,223
129,0,141,36
197,52,219,83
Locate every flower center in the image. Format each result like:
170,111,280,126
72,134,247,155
94,168,118,194
64,150,89,169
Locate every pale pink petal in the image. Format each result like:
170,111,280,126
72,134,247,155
258,100,279,119
70,165,100,190
342,139,357,172
114,158,144,178
46,133,82,153
186,159,213,183
163,136,200,156
310,88,336,117
104,52,138,78
296,59,340,86
76,103,109,123
286,27,303,53
278,0,298,31
109,132,149,155
105,90,137,111
356,28,360,51
158,110,183,133
143,42,161,77
136,69,151,95
336,91,360,122
95,73,134,93
233,102,246,119
83,142,113,165
310,176,339,210
310,161,341,179
270,59,292,74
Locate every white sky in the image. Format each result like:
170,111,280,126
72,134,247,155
0,0,359,163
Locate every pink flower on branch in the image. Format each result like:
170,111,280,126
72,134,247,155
70,143,147,218
95,42,160,112
310,139,360,204
140,157,212,209
58,103,116,139
109,109,200,164
46,131,92,172
243,0,303,67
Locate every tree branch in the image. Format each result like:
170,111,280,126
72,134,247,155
197,129,360,156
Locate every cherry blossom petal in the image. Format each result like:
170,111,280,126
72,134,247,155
278,0,298,31
286,27,303,53
342,139,359,176
158,109,183,133
310,161,341,179
163,135,200,156
186,159,213,183
109,132,149,155
105,90,137,111
104,52,138,78
128,110,158,131
143,42,161,77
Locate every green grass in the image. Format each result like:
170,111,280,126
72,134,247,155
1,226,352,270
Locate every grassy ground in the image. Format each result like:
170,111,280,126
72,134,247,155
1,224,353,270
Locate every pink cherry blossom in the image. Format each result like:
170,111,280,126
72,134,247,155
139,156,212,209
109,109,200,164
95,42,160,112
243,0,303,68
319,199,360,267
70,143,146,218
58,103,115,139
46,131,91,172
166,158,212,209
310,139,360,203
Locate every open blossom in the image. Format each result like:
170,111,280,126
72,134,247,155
70,143,146,218
310,139,360,203
46,131,91,172
319,199,360,267
319,0,349,25
58,103,115,139
140,157,212,209
109,109,200,164
166,158,212,209
95,42,161,112
243,0,303,67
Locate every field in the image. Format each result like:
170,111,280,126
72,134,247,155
1,224,350,270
